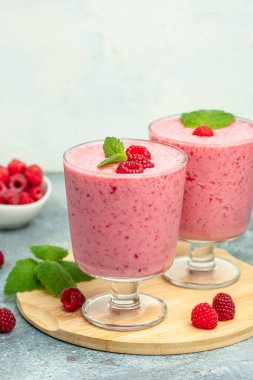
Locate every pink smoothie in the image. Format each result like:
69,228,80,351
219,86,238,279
64,140,186,279
149,117,253,241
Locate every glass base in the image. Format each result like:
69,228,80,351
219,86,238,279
82,293,168,331
163,256,240,289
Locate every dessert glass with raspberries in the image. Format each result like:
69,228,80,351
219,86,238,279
149,113,253,289
0,159,51,229
64,139,187,330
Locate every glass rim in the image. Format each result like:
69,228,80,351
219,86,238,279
148,114,253,147
63,138,188,177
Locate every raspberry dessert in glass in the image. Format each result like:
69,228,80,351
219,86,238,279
149,110,253,289
64,138,187,330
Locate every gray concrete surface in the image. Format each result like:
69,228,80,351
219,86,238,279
0,174,253,380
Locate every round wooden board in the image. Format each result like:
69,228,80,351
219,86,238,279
17,242,253,355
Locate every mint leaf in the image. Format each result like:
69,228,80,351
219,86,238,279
60,261,93,282
4,258,39,295
98,153,127,168
35,261,76,297
103,137,126,158
30,245,68,261
181,110,235,130
98,137,127,168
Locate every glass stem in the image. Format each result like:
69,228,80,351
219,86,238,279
187,241,216,271
110,282,140,310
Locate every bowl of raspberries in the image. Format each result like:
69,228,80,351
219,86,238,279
0,159,52,229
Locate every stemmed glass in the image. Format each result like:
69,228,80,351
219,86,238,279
149,116,253,289
64,139,187,330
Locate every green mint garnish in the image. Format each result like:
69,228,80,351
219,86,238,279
4,258,39,295
98,137,127,167
60,261,93,282
98,153,127,167
4,244,93,297
30,245,68,261
103,137,126,157
181,110,235,130
35,261,76,298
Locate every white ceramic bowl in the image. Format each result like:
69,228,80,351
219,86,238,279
0,176,52,230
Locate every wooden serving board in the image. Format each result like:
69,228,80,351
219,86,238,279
17,243,253,355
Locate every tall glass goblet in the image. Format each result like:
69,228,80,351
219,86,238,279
64,139,187,330
149,115,253,289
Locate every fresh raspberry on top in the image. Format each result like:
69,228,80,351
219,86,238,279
127,154,154,169
25,165,43,186
9,174,28,193
0,251,4,268
191,303,218,330
126,145,152,160
0,308,16,333
116,161,144,174
193,126,214,137
29,186,44,201
8,159,26,175
19,192,33,205
0,166,9,184
212,293,235,321
61,288,85,312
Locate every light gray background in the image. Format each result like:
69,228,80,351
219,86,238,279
1,0,253,170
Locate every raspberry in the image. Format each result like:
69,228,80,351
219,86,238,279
61,288,85,312
191,303,218,330
0,308,16,333
25,165,43,186
116,161,144,174
0,183,8,203
0,251,4,268
193,126,214,137
5,190,20,205
126,145,152,160
0,166,9,184
8,159,26,175
127,154,154,169
9,174,28,193
19,192,34,205
29,186,44,201
212,293,235,321
0,181,7,201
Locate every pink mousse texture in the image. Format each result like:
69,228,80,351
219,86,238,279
64,140,186,279
150,117,253,241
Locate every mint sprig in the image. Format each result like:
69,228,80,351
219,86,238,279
4,259,39,295
60,261,92,282
181,110,235,130
98,137,127,167
4,245,93,297
30,245,68,261
35,261,76,297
